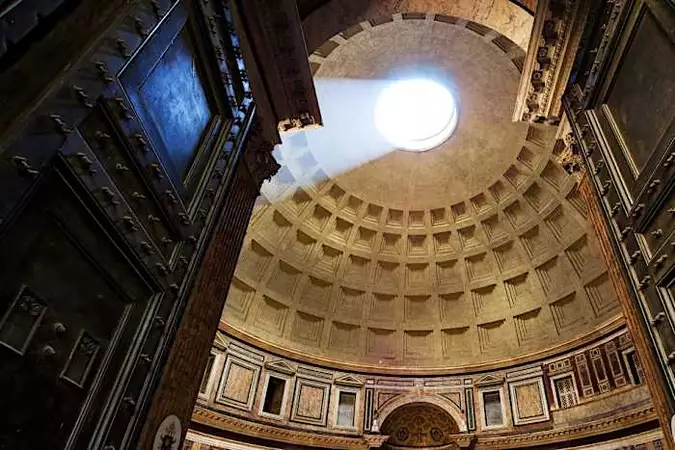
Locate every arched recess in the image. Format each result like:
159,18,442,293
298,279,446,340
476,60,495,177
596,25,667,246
380,402,461,448
377,393,467,433
301,0,534,54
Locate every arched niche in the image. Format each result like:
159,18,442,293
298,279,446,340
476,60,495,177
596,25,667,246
380,402,461,449
377,393,468,433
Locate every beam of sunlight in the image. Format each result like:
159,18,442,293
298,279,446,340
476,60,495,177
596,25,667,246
261,77,457,204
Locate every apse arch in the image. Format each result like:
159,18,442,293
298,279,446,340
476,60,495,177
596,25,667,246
377,393,467,433
379,402,461,448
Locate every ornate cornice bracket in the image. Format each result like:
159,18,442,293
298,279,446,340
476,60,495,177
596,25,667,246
553,115,586,177
513,0,592,124
243,120,280,188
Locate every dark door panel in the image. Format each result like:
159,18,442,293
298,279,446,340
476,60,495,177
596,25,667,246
0,167,154,449
592,3,675,209
0,0,257,447
120,1,228,203
78,106,180,260
564,0,675,417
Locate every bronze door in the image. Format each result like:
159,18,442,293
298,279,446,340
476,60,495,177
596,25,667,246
0,0,252,448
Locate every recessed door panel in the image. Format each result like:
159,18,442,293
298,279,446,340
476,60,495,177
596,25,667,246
0,169,153,449
121,2,225,201
138,26,214,177
604,9,675,177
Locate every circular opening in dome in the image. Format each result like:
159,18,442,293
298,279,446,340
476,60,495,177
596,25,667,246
375,78,458,152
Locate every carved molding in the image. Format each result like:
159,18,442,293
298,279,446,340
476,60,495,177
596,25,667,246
514,0,591,123
388,433,476,450
375,393,468,433
554,136,585,176
363,434,389,448
192,404,655,449
474,374,505,387
192,406,381,449
334,374,365,387
551,115,585,177
475,405,656,448
264,359,296,375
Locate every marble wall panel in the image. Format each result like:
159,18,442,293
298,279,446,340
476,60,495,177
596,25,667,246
291,378,331,426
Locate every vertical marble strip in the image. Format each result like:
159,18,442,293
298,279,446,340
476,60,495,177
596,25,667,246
590,347,610,393
465,388,476,431
605,341,627,388
574,353,594,397
364,388,373,431
635,352,646,383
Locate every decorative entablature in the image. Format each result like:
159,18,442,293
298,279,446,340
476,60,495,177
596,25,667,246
235,0,322,138
513,0,592,124
192,407,383,449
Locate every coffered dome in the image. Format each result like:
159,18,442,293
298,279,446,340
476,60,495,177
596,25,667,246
221,15,622,373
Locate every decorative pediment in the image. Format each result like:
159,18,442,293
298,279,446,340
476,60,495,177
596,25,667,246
474,374,505,387
214,331,229,351
334,374,365,387
264,359,296,375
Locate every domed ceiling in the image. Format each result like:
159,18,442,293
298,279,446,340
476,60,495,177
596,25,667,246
221,14,623,373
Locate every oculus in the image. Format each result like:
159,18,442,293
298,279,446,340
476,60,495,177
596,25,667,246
374,78,458,152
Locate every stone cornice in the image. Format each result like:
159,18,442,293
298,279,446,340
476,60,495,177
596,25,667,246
192,404,655,449
474,405,656,448
514,0,592,123
388,433,476,450
580,0,629,103
192,406,383,449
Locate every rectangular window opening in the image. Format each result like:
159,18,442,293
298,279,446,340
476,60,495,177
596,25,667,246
262,376,286,415
483,391,503,427
337,391,357,427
